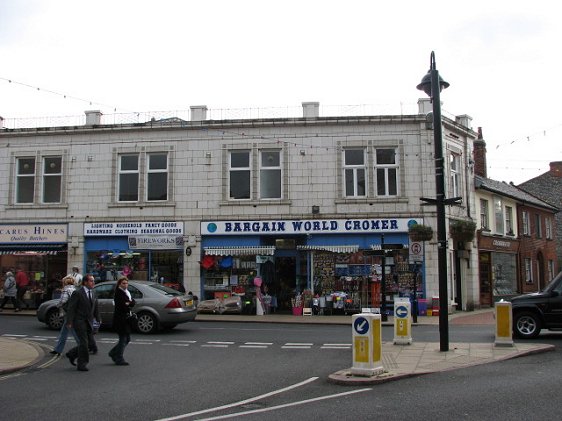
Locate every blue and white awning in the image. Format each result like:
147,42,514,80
297,245,359,254
204,246,276,256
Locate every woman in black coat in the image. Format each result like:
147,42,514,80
108,277,135,365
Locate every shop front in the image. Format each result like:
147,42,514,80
84,221,185,291
478,234,520,306
200,218,425,315
0,223,68,306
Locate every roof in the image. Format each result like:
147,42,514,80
474,175,558,212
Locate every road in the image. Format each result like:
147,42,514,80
1,316,560,420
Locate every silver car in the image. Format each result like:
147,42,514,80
37,280,198,334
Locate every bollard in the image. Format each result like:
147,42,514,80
494,300,513,347
351,313,384,376
393,298,412,345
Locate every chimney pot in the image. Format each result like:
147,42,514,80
84,110,102,125
302,102,319,118
190,105,208,121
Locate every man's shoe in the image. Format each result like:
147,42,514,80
49,350,60,356
115,361,129,366
77,366,89,371
66,352,76,366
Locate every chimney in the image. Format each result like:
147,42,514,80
417,98,432,115
549,161,562,177
473,126,487,178
455,114,473,130
84,110,102,125
190,105,208,121
302,102,319,118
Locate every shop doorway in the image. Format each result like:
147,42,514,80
273,256,296,311
479,252,492,307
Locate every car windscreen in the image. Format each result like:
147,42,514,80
148,284,183,296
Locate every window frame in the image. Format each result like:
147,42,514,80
522,211,530,235
505,206,514,235
535,213,542,239
259,149,282,200
546,217,553,239
146,152,169,202
118,153,140,202
42,156,63,204
480,199,489,230
343,148,367,198
15,157,36,204
228,150,252,200
374,148,398,197
449,153,461,198
525,258,533,284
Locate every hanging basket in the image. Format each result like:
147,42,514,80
408,224,433,242
449,220,476,242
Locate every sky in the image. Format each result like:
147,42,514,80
1,0,560,185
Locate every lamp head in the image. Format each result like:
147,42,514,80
417,71,450,98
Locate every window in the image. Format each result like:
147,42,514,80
118,154,139,202
229,150,251,200
374,148,398,196
450,153,461,197
505,206,514,235
147,153,168,201
42,156,62,203
494,196,504,235
548,260,555,281
525,258,533,283
522,211,530,235
16,157,36,204
344,149,366,197
546,217,553,239
535,214,542,238
259,150,281,199
480,199,489,230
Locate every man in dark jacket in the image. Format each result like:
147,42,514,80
65,274,100,371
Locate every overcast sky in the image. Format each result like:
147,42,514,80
1,0,560,185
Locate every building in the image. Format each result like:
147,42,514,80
0,101,480,312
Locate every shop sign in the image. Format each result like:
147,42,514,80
128,235,183,250
0,223,67,243
202,218,422,236
84,221,184,236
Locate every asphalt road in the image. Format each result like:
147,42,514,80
1,316,561,420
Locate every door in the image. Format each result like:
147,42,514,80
479,252,492,307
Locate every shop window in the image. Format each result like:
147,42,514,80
87,250,149,282
229,150,251,199
16,157,36,203
42,156,62,203
374,148,398,196
146,153,168,201
343,148,366,197
259,150,281,199
480,199,489,230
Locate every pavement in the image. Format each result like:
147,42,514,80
0,308,555,383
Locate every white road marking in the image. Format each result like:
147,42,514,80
197,388,372,420
202,344,229,348
323,343,351,346
207,341,235,345
163,343,190,347
244,342,273,345
284,343,313,346
321,346,351,349
1,334,27,337
281,345,311,349
239,345,268,349
154,377,319,421
170,340,197,343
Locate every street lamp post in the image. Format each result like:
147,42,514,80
417,51,460,352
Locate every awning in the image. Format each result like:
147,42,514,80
0,244,67,255
297,245,359,254
370,244,408,250
204,246,276,256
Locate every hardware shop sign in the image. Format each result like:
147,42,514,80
84,221,184,236
128,235,184,250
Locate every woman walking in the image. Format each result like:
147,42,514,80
0,271,20,312
108,277,135,366
50,276,79,355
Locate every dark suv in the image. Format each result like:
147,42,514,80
511,271,562,338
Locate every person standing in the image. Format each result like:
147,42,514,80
15,267,30,310
69,266,83,286
108,277,135,366
0,271,20,312
65,274,100,372
49,276,79,356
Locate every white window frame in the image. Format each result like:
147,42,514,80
548,260,555,281
493,196,504,235
42,156,63,204
229,150,251,200
118,154,140,202
546,217,553,239
343,148,366,198
146,153,168,202
450,153,461,198
480,199,489,230
505,206,514,235
259,149,282,200
525,258,533,283
374,148,398,197
15,157,36,204
522,211,530,235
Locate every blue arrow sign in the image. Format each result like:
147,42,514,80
395,305,408,318
354,317,369,334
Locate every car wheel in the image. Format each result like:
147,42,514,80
514,311,541,339
46,309,64,330
135,312,158,334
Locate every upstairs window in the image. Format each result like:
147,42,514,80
118,154,139,202
375,148,398,196
229,151,251,200
546,217,553,239
344,149,366,197
450,153,461,197
42,156,62,203
522,211,530,235
147,153,168,201
505,206,514,235
525,258,533,283
259,150,281,199
494,196,504,235
535,214,542,239
16,157,36,204
480,199,489,230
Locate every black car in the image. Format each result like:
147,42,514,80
511,271,562,338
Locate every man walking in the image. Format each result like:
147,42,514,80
65,274,100,372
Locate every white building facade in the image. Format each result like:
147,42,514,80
0,100,480,312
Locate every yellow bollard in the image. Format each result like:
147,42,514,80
494,300,513,347
351,313,384,376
